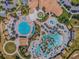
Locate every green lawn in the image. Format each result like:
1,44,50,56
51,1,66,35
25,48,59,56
71,0,79,4
38,13,49,22
5,42,16,54
21,5,29,16
57,8,71,25
37,12,45,19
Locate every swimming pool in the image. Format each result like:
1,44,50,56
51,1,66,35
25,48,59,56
18,21,31,35
29,33,63,58
42,33,63,47
50,33,63,47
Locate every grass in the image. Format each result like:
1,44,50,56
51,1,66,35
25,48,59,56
5,42,16,54
61,29,79,59
0,6,3,11
62,39,79,59
57,8,71,25
21,5,29,16
37,12,45,19
70,18,79,27
71,0,79,4
38,13,49,22
35,23,40,33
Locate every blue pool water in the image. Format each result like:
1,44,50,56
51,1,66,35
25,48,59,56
35,46,41,56
42,33,62,47
30,33,63,58
18,21,31,35
50,33,62,46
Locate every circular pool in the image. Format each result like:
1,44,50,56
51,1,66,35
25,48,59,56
18,21,31,35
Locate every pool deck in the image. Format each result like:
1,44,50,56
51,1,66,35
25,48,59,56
15,16,34,37
29,17,70,59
